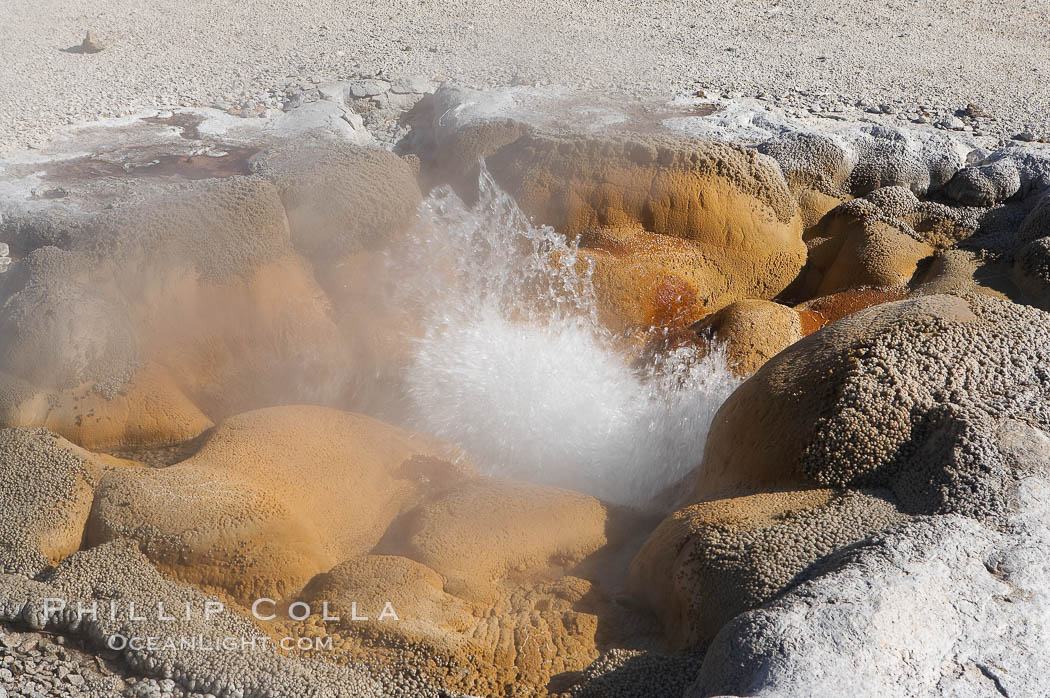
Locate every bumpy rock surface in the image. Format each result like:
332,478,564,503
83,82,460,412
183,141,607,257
697,474,1050,697
0,135,424,447
301,554,476,644
6,90,1050,698
575,226,723,334
568,649,701,698
793,286,908,335
758,126,965,201
79,402,643,696
795,186,978,297
692,293,1050,505
305,562,647,698
484,132,800,243
249,138,421,257
688,299,803,376
383,477,610,603
302,482,647,697
642,298,805,378
0,541,396,698
944,145,1050,209
0,362,215,451
482,133,807,319
0,429,107,576
630,488,902,650
615,290,1050,697
86,406,469,602
1014,236,1050,309
281,434,652,697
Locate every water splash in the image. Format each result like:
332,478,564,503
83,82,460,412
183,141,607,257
400,166,739,507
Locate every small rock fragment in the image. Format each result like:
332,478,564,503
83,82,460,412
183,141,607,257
962,102,992,119
78,31,105,53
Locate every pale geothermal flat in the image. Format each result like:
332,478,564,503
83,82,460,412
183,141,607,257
2,0,1050,153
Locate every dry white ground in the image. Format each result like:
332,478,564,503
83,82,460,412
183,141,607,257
1,0,1049,153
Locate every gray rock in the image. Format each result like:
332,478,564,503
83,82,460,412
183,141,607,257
0,541,390,697
317,81,353,103
348,79,390,98
0,429,100,577
682,293,1050,697
758,123,963,197
281,92,305,112
695,473,1050,697
270,100,373,144
944,152,1022,206
389,75,434,95
383,92,425,112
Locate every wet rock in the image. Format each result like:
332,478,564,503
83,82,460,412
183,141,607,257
794,287,908,335
575,224,798,337
626,292,1050,695
682,299,803,377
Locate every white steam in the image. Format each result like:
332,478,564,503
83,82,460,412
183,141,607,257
400,166,739,506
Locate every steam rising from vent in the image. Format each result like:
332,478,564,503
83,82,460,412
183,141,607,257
402,167,740,506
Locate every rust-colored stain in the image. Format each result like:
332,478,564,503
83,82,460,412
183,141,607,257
796,308,825,336
796,286,909,335
649,275,699,328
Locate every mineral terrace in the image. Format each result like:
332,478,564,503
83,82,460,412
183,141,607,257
0,45,1048,698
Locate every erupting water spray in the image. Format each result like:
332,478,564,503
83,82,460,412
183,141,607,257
402,166,740,506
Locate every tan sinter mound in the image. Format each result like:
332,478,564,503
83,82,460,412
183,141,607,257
86,406,472,601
